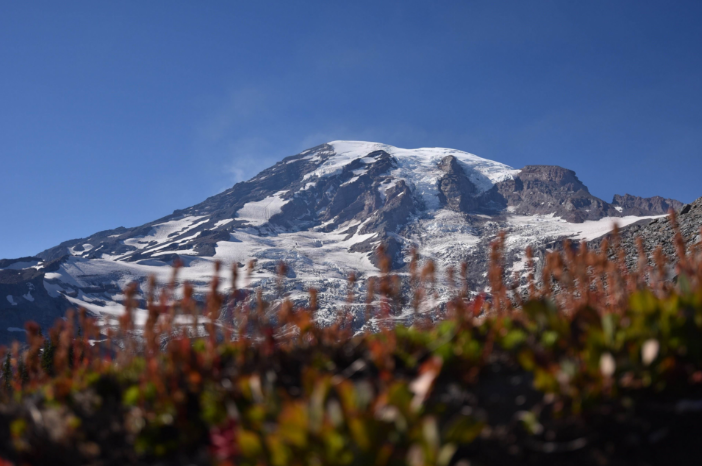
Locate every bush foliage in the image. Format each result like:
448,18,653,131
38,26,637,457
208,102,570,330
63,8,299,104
1,211,702,465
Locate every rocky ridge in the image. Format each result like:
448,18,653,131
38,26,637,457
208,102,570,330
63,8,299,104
611,193,683,216
484,165,620,222
588,197,702,274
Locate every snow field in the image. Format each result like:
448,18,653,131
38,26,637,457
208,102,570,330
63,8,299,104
123,216,208,251
236,191,291,226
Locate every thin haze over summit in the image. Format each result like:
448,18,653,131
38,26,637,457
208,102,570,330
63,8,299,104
1,0,701,258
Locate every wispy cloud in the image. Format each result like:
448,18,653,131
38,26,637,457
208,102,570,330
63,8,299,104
196,87,270,143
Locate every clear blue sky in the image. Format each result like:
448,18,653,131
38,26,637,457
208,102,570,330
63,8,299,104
1,1,701,258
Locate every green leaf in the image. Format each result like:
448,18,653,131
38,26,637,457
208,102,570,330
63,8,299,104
540,330,559,347
630,290,658,314
502,329,527,350
123,385,140,406
443,416,483,444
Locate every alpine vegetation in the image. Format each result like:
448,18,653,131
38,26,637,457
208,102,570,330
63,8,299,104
0,208,701,465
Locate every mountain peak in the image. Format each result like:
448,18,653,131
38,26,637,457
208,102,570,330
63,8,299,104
0,141,687,343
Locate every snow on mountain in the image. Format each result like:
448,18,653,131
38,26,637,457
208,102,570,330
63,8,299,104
0,141,683,342
121,216,209,257
503,213,664,275
319,141,520,208
236,191,291,226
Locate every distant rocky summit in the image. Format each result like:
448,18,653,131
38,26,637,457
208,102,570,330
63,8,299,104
0,141,690,343
484,165,618,222
611,193,683,216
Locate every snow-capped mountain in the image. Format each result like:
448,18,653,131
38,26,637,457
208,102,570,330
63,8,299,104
0,141,684,342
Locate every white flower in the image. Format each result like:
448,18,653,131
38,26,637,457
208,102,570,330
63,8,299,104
642,339,660,366
600,353,616,377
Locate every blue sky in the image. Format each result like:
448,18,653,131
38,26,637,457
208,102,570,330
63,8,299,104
1,1,701,258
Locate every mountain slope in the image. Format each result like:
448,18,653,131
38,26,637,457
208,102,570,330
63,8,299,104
588,197,702,273
0,141,684,342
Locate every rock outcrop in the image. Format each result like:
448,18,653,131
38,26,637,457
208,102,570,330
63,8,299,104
589,197,702,273
436,155,478,213
0,257,73,344
484,165,619,222
611,194,683,216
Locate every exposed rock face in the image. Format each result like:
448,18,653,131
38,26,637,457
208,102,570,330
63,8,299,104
319,151,401,231
0,257,73,344
611,194,684,216
0,141,686,343
436,155,478,213
486,165,619,223
589,197,702,273
520,165,589,192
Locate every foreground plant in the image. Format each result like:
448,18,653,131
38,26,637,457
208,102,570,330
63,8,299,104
0,212,701,465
